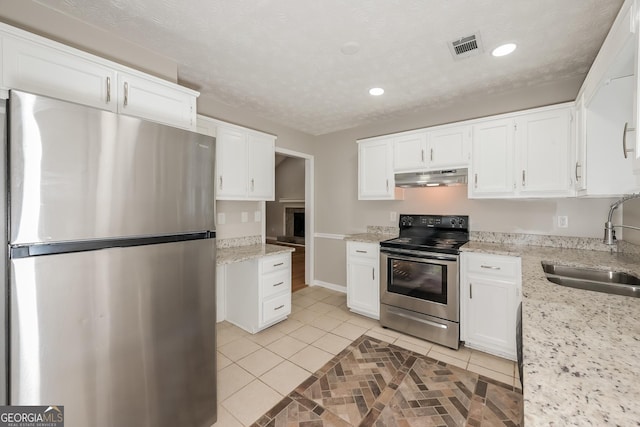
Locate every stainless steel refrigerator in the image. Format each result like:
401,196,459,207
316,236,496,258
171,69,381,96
1,90,217,426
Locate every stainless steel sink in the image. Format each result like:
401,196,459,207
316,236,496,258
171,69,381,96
541,262,640,298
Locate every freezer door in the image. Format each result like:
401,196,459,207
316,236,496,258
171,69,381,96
9,90,214,245
10,239,217,427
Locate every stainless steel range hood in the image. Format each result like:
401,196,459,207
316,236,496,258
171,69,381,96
395,169,468,187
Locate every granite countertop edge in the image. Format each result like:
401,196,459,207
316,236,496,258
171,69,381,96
344,232,397,244
216,243,295,265
460,241,640,426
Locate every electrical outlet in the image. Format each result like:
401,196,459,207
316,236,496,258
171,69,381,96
217,212,226,225
241,212,248,223
557,216,569,228
390,211,397,222
254,210,261,222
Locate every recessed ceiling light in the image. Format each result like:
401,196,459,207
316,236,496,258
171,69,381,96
341,41,360,55
492,43,517,57
369,87,384,96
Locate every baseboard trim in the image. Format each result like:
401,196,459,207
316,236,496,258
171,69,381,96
312,280,346,293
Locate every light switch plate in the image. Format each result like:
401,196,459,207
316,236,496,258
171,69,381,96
254,210,261,222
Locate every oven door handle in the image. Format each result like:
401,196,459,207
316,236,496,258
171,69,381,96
387,308,448,329
380,248,457,262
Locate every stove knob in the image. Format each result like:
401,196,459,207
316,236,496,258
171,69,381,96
450,218,457,226
459,218,465,227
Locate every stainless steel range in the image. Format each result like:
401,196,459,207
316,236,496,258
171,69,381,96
380,214,469,349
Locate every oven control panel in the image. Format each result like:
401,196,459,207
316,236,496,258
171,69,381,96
399,214,468,230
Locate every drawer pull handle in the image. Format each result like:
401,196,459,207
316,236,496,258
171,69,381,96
356,250,368,253
480,265,501,270
273,281,284,287
273,262,284,267
106,76,111,103
274,305,285,311
470,283,472,299
623,122,636,159
123,82,129,107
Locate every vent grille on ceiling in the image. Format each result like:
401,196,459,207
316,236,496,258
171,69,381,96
448,33,483,60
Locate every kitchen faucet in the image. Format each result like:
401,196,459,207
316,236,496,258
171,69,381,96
604,192,640,244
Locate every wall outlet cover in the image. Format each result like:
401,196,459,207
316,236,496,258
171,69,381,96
241,212,248,223
557,216,569,228
217,212,226,225
254,210,261,222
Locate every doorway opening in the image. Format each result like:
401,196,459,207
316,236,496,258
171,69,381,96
265,148,314,293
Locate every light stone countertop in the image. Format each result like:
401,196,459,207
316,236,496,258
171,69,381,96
344,233,397,244
216,243,294,265
461,241,640,426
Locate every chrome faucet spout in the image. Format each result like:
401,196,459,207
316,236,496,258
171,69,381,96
604,193,640,244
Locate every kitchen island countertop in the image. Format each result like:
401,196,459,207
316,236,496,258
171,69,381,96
216,243,294,265
461,241,640,426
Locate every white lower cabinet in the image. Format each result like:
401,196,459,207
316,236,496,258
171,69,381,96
461,252,522,361
225,253,292,333
346,241,380,319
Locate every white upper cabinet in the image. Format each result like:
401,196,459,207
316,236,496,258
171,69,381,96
2,35,117,112
216,125,250,199
247,132,276,200
212,119,276,201
0,23,198,130
358,137,403,200
516,108,572,197
469,105,573,199
117,72,196,130
469,118,515,197
574,0,640,195
427,125,471,169
393,126,470,172
393,132,428,171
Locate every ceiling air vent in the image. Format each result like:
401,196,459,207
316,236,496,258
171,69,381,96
448,33,483,60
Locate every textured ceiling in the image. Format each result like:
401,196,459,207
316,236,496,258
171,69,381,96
36,0,624,135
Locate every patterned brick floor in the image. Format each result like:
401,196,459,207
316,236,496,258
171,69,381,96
251,335,522,427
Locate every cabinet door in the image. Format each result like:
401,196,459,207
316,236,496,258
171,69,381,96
358,139,395,199
393,132,427,171
2,36,116,112
465,275,518,360
469,119,515,198
117,72,196,130
347,257,379,318
574,95,587,192
216,126,248,199
247,133,275,200
517,108,572,196
428,126,471,169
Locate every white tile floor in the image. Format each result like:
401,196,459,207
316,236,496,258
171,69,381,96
212,286,519,427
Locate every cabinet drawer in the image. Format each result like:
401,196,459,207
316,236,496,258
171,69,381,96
260,254,290,274
465,253,520,278
347,242,379,259
262,293,291,325
262,270,291,299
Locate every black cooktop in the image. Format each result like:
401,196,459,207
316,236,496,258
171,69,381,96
380,215,469,255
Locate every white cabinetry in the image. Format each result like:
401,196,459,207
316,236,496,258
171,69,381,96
428,125,472,169
346,241,380,319
393,126,470,172
461,252,521,361
0,23,198,130
2,35,117,112
358,137,403,200
469,105,573,199
393,132,428,171
214,121,275,201
116,72,196,130
469,118,515,197
225,253,292,333
574,0,640,194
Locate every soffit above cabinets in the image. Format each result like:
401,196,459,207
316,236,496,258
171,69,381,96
36,0,624,135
